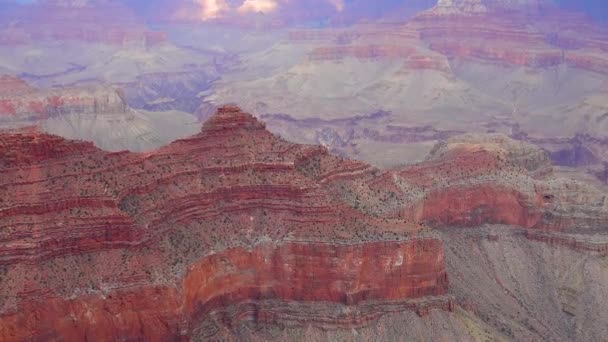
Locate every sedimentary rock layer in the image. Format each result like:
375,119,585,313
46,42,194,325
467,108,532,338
1,106,606,340
315,133,608,231
0,106,449,340
0,239,449,341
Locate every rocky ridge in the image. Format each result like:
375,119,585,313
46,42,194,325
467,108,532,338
0,106,450,341
1,106,607,340
413,1,608,74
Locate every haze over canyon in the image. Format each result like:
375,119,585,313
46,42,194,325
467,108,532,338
0,0,608,341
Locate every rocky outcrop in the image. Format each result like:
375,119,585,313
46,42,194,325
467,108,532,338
413,11,563,68
0,106,451,340
1,239,449,341
316,133,608,232
289,24,452,71
1,106,607,340
406,137,607,230
0,76,34,96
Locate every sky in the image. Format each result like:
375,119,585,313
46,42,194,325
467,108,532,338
557,0,608,21
5,0,608,21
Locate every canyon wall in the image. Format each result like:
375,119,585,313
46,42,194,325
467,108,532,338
1,106,607,340
0,106,451,340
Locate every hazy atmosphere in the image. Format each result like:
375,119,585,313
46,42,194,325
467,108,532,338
1,0,608,341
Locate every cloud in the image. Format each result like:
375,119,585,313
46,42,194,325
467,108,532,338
196,0,228,19
185,0,349,21
327,0,344,11
237,0,278,14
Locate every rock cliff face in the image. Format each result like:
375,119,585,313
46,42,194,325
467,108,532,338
1,106,608,340
313,133,608,232
0,106,451,341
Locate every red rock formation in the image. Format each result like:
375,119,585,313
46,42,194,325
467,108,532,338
0,105,450,340
1,106,606,340
317,134,607,232
288,24,451,72
412,12,562,67
0,239,449,341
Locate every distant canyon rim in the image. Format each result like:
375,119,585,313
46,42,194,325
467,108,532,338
0,0,606,179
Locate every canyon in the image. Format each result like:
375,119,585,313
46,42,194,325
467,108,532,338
201,0,608,178
0,106,451,340
0,0,608,340
1,0,607,178
0,106,607,340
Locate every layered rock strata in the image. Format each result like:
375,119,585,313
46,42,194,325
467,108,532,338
314,133,608,232
0,106,450,341
1,106,607,340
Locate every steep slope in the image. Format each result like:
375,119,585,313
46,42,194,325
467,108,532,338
300,132,608,341
440,225,608,341
0,106,451,341
1,106,607,340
